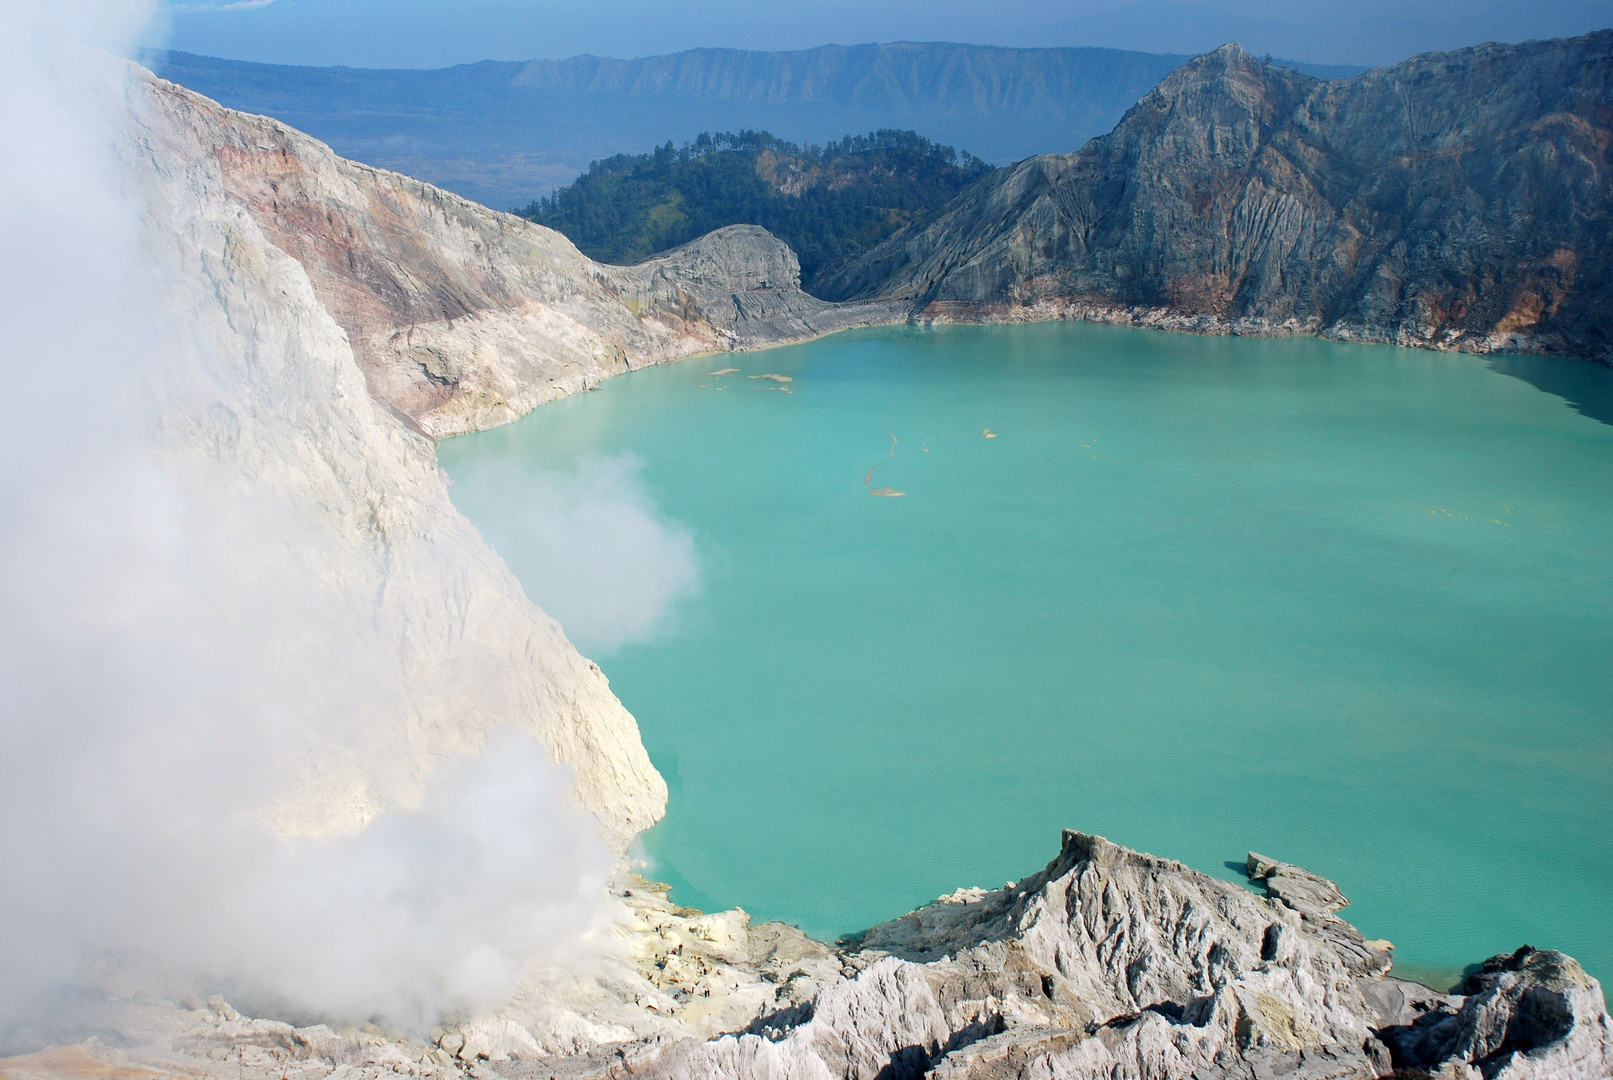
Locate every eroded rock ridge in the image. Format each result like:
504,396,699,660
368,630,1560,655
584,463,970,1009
820,34,1613,365
25,834,1608,1080
159,72,900,440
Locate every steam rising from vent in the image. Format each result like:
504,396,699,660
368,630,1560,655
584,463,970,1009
457,454,701,654
0,0,615,1040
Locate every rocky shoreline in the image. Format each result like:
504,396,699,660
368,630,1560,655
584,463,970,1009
822,36,1613,372
8,833,1608,1080
905,293,1580,362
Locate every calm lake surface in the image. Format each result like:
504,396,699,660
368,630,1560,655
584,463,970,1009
438,322,1613,990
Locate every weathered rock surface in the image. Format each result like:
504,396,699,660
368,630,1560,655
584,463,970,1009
820,33,1613,366
24,834,1609,1080
522,835,1613,1079
1375,947,1613,1080
120,68,901,847
158,72,899,440
127,70,668,848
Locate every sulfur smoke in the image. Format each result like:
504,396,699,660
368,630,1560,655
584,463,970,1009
449,453,701,654
0,0,625,1042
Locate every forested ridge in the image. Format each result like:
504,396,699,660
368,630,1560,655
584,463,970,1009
517,129,994,293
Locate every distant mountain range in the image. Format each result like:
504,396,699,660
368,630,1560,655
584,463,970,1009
158,0,1613,72
1041,0,1613,67
150,43,1364,211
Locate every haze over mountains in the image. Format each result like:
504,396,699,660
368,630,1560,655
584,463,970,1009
152,44,1360,210
1039,0,1613,66
163,0,1613,70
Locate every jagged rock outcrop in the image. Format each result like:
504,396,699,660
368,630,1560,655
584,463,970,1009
38,834,1607,1080
1371,947,1613,1079
619,831,1397,1079
1246,853,1394,981
820,33,1613,366
612,835,1612,1079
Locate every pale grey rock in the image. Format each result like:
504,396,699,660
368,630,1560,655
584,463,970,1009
614,832,1387,1079
1379,947,1613,1080
589,833,1612,1080
152,73,898,442
622,225,908,354
127,69,667,848
1245,853,1393,982
20,837,1611,1080
1245,852,1346,916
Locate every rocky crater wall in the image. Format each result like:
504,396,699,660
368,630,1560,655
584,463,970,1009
820,33,1613,367
157,74,901,441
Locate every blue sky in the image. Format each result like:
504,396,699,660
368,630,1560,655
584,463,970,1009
157,0,1613,68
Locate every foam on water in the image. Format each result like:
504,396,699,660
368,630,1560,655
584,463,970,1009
439,322,1613,990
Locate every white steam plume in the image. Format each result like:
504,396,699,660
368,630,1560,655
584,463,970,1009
455,454,701,654
0,0,616,1040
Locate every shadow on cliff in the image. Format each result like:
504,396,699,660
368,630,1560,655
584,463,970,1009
1488,356,1613,427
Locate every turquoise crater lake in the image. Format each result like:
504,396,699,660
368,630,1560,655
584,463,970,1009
438,322,1613,990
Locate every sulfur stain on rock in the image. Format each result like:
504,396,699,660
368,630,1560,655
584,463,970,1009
1244,993,1322,1052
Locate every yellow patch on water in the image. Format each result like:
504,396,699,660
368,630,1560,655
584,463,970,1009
870,488,906,497
983,428,997,438
709,368,739,376
751,374,793,382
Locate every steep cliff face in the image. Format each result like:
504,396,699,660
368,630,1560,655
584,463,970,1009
820,33,1613,365
126,72,897,850
153,76,898,441
126,74,669,850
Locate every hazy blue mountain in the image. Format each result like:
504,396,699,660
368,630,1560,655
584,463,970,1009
158,0,1613,72
151,42,1363,210
1041,0,1613,67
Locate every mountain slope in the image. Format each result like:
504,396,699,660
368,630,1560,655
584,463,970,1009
521,129,994,291
150,44,1360,209
172,77,899,441
819,32,1613,364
